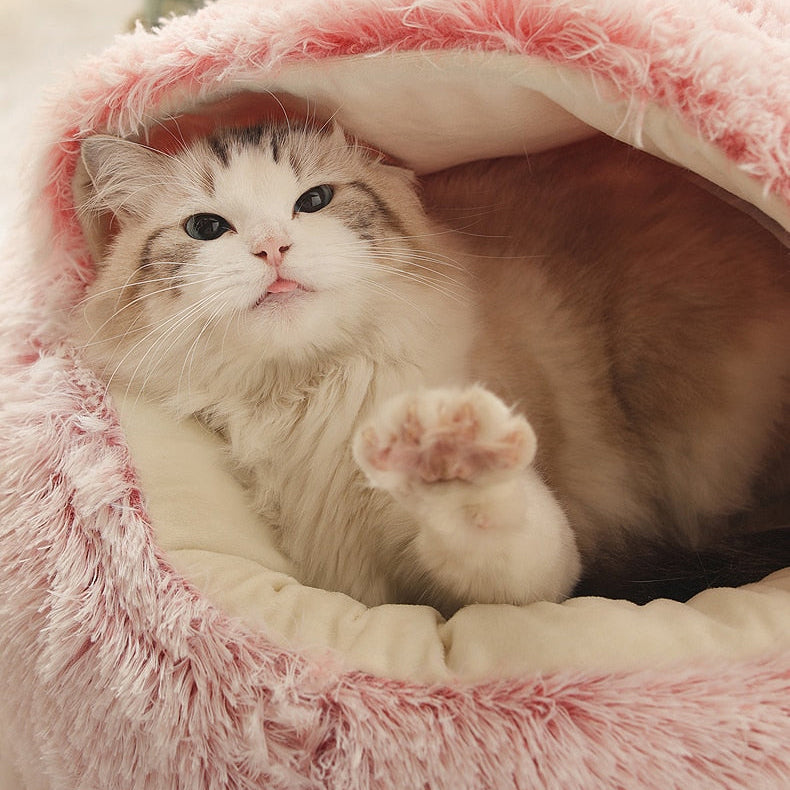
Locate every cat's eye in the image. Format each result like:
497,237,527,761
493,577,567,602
294,185,334,214
184,213,233,241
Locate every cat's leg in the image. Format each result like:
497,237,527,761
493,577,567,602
353,386,580,608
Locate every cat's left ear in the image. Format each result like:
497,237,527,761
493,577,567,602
326,121,348,148
80,135,173,218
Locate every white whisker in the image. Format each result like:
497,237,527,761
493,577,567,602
326,254,470,305
355,278,438,324
77,271,227,348
100,294,216,404
178,300,228,403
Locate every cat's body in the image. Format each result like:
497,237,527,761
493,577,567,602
74,123,790,613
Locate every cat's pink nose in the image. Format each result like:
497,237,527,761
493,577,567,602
253,237,292,269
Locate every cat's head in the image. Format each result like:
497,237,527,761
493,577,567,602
74,122,453,403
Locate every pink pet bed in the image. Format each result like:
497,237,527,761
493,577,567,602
2,1,790,787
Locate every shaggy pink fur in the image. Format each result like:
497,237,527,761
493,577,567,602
1,0,789,787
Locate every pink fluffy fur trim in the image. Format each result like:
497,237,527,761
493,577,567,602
1,0,789,787
1,353,790,789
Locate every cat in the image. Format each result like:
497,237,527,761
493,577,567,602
72,121,790,614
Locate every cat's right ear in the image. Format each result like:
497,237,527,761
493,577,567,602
80,135,172,218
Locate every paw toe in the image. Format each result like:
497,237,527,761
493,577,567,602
355,387,537,486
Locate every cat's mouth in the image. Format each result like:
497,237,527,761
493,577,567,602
253,278,312,308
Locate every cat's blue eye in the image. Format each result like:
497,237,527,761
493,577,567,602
294,185,334,214
184,213,233,241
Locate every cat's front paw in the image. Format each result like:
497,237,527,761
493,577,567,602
354,387,579,607
354,386,536,491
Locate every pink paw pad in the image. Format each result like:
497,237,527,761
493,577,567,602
357,388,536,485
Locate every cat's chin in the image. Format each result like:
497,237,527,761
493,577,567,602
236,288,346,360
